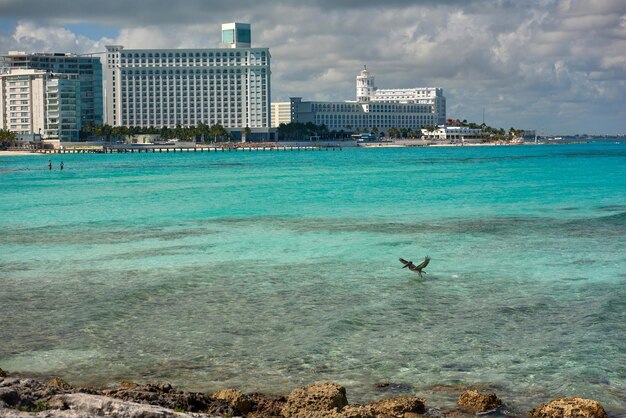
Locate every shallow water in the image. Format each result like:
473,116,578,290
1,143,625,415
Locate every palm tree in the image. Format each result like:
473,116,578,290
243,126,252,143
0,129,17,148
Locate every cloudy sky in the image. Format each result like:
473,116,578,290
1,0,625,135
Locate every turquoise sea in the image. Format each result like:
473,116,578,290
1,143,625,415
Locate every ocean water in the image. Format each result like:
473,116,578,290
1,143,625,415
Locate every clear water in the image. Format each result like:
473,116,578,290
1,143,625,415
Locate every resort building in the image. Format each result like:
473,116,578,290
421,125,483,143
271,102,291,127
0,69,81,141
0,51,103,128
104,23,272,140
289,67,445,134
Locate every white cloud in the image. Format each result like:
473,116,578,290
0,0,624,134
8,21,111,53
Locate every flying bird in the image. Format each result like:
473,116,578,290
399,256,431,277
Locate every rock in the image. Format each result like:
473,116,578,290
531,397,608,418
0,368,7,378
106,382,233,415
0,387,20,407
339,404,377,417
0,376,73,412
212,388,252,414
248,392,287,416
45,393,211,417
370,396,427,417
48,377,73,390
374,382,414,396
281,381,349,417
120,380,139,389
457,389,502,412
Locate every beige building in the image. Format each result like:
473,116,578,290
0,69,81,141
271,102,291,127
0,69,46,137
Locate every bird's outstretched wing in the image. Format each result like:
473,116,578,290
415,256,430,271
399,258,414,269
400,258,415,270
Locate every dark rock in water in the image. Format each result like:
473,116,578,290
0,368,7,378
458,390,502,412
531,397,608,418
374,382,414,395
281,381,348,417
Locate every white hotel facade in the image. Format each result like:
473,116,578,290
286,67,446,133
0,69,81,141
104,23,272,140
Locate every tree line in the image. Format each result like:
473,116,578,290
277,122,361,141
80,122,238,142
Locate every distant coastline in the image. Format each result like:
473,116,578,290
3,139,623,157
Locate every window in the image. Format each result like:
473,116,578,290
222,29,234,44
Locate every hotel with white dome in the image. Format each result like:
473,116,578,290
278,67,445,134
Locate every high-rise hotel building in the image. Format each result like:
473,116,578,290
0,69,81,141
0,51,103,128
104,23,272,139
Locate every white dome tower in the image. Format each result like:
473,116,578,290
356,66,375,103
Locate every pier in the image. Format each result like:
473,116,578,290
34,144,343,154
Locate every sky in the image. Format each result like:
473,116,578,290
1,0,625,135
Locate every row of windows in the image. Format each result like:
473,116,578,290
119,51,266,59
119,70,267,76
118,59,267,66
121,117,266,126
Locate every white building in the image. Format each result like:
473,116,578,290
220,23,251,49
104,23,272,140
421,125,483,143
357,67,446,125
0,69,81,141
1,51,103,128
289,67,445,134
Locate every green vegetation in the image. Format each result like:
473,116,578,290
0,129,18,149
387,127,421,138
80,123,234,143
14,401,48,413
277,122,353,141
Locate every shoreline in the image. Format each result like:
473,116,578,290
0,370,612,417
0,150,42,156
0,141,570,157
